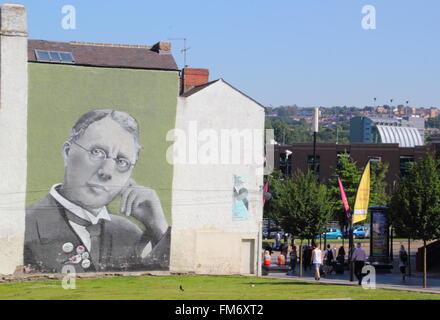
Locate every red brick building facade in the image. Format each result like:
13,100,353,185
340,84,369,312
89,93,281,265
275,143,438,190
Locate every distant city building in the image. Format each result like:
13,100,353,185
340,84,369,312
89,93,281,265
350,116,424,147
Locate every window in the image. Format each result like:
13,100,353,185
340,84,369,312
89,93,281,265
279,152,293,176
35,50,75,64
49,51,61,62
60,52,75,63
307,155,320,174
35,50,50,61
368,156,381,163
400,155,414,176
336,152,350,170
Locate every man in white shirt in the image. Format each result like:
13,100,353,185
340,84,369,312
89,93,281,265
24,109,170,273
352,242,367,285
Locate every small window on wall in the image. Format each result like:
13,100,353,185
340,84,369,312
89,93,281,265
400,155,414,176
279,152,293,176
307,155,320,174
336,152,350,170
369,156,381,163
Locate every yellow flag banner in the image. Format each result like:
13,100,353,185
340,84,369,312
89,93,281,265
353,161,371,224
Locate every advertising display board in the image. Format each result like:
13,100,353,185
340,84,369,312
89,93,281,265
370,206,389,263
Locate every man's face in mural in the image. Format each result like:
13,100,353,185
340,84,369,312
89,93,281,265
62,116,137,210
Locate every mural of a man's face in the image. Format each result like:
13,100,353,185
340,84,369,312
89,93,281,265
62,116,137,210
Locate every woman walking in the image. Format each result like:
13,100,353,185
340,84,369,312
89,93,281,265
311,244,323,280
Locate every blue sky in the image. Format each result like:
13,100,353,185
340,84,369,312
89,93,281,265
9,0,440,108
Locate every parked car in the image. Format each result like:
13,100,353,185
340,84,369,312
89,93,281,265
269,230,285,239
343,225,368,239
317,228,343,240
353,226,370,239
365,227,370,238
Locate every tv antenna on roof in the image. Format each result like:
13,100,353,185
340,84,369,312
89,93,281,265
168,37,191,68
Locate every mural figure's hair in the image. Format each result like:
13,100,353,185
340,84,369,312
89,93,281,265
68,109,141,158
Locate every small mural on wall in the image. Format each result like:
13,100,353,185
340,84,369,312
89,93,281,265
24,109,171,273
233,174,249,221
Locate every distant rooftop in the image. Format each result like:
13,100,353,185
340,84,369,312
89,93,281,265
28,39,178,71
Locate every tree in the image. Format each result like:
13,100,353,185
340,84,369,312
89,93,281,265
329,153,361,230
369,161,389,207
270,170,333,240
389,154,440,288
263,170,285,227
267,169,333,277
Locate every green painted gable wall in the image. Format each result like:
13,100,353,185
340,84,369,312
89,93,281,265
27,63,178,224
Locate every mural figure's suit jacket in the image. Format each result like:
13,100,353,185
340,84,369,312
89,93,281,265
24,195,171,273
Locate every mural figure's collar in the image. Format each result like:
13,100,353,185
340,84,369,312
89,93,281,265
49,183,111,225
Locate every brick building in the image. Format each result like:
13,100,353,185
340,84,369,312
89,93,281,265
275,143,437,190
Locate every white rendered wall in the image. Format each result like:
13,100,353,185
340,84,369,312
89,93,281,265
170,80,265,275
0,4,28,275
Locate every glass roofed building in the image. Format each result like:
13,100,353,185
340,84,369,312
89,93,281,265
350,116,424,147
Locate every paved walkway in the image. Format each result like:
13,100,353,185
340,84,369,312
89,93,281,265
266,268,440,294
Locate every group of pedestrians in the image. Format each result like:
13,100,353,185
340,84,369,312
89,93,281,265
263,239,410,284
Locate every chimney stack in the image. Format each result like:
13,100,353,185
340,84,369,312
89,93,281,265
150,41,171,54
180,68,209,94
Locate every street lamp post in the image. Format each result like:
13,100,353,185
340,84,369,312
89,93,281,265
312,107,319,175
285,150,292,176
390,99,394,118
349,218,354,281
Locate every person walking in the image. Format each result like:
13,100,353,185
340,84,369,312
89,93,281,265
336,245,345,274
278,251,286,266
311,244,323,280
275,232,281,250
289,245,298,275
352,242,367,285
324,244,335,275
337,246,345,261
399,245,408,281
281,241,289,258
303,245,311,272
262,250,271,275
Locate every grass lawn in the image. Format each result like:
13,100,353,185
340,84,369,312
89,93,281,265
0,276,439,300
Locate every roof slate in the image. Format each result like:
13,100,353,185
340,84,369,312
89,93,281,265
28,39,178,71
